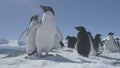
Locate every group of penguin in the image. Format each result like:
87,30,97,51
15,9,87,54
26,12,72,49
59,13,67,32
18,5,64,57
66,26,120,57
18,5,120,58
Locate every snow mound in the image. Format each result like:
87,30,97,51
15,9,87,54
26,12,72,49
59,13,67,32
0,38,9,45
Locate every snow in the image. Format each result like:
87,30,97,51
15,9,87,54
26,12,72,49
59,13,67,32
0,40,120,68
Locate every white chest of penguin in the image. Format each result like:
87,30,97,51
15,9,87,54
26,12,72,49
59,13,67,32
36,11,56,53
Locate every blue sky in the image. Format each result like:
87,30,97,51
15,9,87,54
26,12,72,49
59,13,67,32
0,0,120,40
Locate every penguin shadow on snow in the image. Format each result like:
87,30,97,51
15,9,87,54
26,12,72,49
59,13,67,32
98,55,120,60
0,46,26,58
26,54,72,62
98,55,120,66
40,55,95,64
63,49,75,52
27,53,96,64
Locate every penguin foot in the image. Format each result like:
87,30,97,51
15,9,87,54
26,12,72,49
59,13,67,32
96,51,102,56
28,49,38,56
46,53,54,57
38,53,54,58
24,55,32,59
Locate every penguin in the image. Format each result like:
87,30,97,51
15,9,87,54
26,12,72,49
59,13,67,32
57,28,65,48
115,38,120,47
66,35,77,48
94,34,103,53
52,27,63,49
87,32,97,56
18,15,40,56
35,5,56,56
75,26,90,57
104,32,119,52
115,38,120,52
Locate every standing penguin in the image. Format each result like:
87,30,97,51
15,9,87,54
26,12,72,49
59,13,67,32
104,32,119,52
18,15,40,56
52,27,63,49
57,28,65,48
115,38,120,52
66,35,77,48
87,32,97,56
75,26,90,57
94,34,103,53
36,5,56,56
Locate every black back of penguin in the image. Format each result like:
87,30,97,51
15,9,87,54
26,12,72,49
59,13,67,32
75,26,90,57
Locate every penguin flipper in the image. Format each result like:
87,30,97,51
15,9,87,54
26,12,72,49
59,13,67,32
17,28,29,45
60,41,65,47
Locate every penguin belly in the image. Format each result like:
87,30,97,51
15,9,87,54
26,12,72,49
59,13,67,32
88,36,97,56
36,12,56,54
26,28,37,54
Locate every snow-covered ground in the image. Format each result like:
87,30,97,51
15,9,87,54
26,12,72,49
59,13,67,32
0,40,120,68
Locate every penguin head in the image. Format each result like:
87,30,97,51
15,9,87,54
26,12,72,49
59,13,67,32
66,35,70,40
108,32,114,35
96,34,102,37
30,14,39,23
75,26,86,32
40,5,55,15
26,15,40,36
115,38,119,40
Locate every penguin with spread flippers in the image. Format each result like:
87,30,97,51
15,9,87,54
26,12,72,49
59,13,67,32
75,26,90,57
18,15,40,56
35,5,56,56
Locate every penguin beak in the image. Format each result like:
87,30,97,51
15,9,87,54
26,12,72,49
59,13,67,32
40,5,47,12
75,27,81,31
